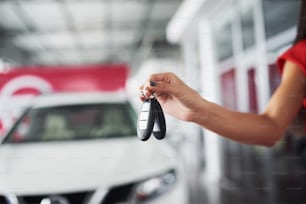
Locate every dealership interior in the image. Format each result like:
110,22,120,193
0,0,305,204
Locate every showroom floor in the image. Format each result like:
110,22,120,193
185,139,306,204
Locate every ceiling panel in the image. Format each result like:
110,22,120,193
0,2,27,30
79,31,108,48
66,1,106,30
80,49,109,63
18,1,67,31
15,32,77,50
108,30,137,46
52,49,83,65
13,34,44,51
111,1,146,23
43,32,78,49
79,30,136,48
150,1,181,21
34,53,58,65
0,0,183,67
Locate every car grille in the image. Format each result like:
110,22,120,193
0,182,136,204
0,195,8,204
101,183,135,204
19,191,91,204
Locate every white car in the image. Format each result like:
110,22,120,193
0,92,189,204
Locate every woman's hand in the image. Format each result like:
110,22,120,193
139,72,203,121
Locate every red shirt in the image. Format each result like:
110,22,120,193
277,40,306,107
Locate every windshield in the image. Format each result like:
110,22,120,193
3,103,137,143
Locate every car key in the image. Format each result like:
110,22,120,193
152,98,166,140
137,99,155,141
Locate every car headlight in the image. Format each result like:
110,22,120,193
134,169,177,202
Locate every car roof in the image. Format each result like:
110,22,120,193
31,91,129,108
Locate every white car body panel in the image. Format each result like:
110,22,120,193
0,139,177,195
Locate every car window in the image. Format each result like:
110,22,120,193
3,103,137,143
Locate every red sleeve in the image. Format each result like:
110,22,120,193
277,40,306,108
277,40,306,76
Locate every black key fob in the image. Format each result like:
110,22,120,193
152,99,166,140
137,99,155,141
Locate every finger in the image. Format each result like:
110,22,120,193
140,94,146,102
143,76,174,97
141,84,155,94
152,81,173,95
138,85,149,101
149,72,173,83
138,85,145,95
144,84,156,98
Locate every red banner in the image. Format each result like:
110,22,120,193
0,64,129,136
0,64,129,96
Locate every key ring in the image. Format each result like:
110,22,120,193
139,81,157,98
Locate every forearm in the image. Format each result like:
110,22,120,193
192,99,284,146
145,65,304,146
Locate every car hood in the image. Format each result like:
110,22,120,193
0,138,177,195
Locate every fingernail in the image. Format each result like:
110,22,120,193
150,80,157,87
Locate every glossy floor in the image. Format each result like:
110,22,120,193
185,136,306,204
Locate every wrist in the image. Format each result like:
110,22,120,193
190,97,209,124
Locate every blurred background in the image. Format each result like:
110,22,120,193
0,0,305,204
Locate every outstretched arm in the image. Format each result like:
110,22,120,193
141,61,305,146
